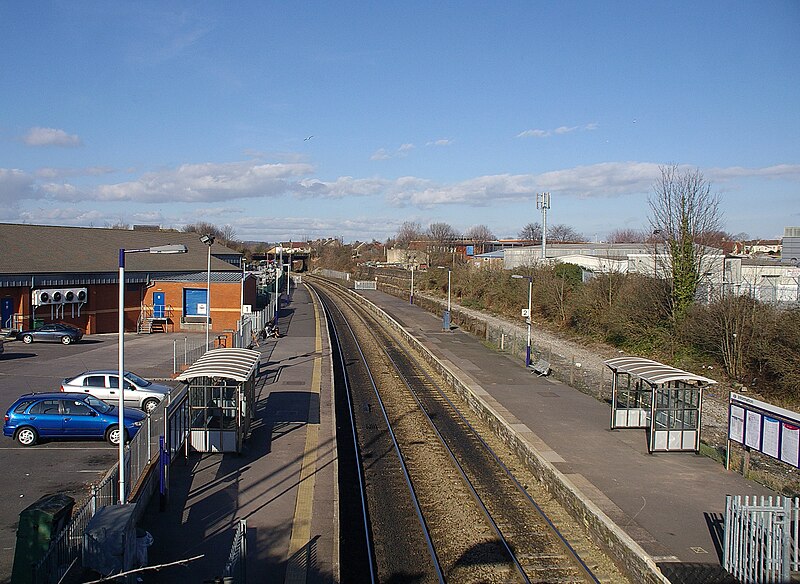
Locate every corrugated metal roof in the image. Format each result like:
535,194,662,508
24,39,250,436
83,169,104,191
0,223,242,275
176,348,260,382
604,356,717,386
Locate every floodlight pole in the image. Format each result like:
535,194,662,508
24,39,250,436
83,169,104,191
537,192,551,260
118,244,186,503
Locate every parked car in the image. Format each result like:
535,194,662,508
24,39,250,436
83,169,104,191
61,370,172,413
3,392,145,446
0,338,4,355
16,323,83,345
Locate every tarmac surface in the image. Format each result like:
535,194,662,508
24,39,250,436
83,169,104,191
136,282,776,583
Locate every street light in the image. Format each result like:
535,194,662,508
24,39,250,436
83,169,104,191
118,243,186,503
200,235,215,350
512,274,533,367
287,241,292,296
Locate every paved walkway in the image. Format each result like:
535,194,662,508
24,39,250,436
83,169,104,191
358,288,775,570
140,285,337,583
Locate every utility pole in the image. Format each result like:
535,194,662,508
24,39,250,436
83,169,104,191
537,192,551,260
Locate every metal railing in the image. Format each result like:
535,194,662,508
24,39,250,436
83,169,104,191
223,518,247,583
724,494,800,583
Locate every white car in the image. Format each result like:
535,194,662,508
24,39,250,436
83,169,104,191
61,370,172,413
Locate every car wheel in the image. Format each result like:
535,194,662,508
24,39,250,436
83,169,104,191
143,399,159,414
61,336,72,345
16,427,38,446
106,426,127,446
22,334,33,344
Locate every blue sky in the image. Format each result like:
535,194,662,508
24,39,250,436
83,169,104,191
1,1,798,243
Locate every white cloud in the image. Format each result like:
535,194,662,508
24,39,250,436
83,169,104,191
426,138,453,146
85,160,315,203
517,122,598,139
0,168,37,204
371,143,415,161
295,176,388,198
36,166,116,179
23,127,82,147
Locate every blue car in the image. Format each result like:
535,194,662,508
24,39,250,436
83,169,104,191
3,392,146,446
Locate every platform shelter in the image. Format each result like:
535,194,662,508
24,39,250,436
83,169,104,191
605,356,717,453
176,347,260,453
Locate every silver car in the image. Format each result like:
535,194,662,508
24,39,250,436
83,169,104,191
61,370,172,413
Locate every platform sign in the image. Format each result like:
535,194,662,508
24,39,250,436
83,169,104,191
730,392,800,469
521,308,530,317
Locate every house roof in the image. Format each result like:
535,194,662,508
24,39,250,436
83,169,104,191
0,223,242,275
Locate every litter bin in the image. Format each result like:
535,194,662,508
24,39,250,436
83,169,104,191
135,529,153,567
11,493,75,584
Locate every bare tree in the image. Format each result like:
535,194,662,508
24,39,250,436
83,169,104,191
548,224,584,243
395,221,424,247
220,224,238,245
609,228,647,243
464,224,495,242
648,164,723,320
518,222,542,243
428,222,459,242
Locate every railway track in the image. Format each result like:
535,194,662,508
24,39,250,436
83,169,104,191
309,276,631,583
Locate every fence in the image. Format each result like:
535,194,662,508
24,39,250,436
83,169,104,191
223,518,247,583
724,495,800,583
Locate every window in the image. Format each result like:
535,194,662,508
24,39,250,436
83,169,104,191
64,401,92,416
30,400,61,415
14,401,33,414
109,376,133,390
84,376,106,387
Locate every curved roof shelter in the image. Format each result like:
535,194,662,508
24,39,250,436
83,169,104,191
177,348,260,382
604,356,717,386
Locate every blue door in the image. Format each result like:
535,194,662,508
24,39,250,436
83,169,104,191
1,297,12,329
153,292,165,318
184,288,208,317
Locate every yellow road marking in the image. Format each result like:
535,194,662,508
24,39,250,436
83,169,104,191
285,291,323,584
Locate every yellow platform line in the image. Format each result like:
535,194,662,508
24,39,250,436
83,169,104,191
284,293,323,584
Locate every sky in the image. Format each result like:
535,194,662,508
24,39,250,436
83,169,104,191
1,1,798,244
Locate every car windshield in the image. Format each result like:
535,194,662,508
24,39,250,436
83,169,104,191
124,372,150,387
84,395,112,413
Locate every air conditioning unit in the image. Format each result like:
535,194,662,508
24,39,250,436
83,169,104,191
33,289,57,306
64,288,88,303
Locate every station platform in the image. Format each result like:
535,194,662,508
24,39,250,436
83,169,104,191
140,284,338,583
140,282,775,583
357,288,776,573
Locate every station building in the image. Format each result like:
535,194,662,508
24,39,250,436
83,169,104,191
0,223,257,336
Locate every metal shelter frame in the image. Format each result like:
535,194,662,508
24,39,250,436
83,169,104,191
605,356,717,453
176,348,260,453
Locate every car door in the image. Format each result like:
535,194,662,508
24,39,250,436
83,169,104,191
61,399,103,437
109,375,138,408
27,399,65,437
39,324,57,342
82,375,112,402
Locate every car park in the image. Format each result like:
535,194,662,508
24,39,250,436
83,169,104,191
3,392,145,446
61,370,172,413
16,323,83,345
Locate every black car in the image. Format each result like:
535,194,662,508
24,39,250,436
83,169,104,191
16,323,83,345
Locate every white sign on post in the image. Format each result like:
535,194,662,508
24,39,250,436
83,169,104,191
521,308,530,317
197,303,207,315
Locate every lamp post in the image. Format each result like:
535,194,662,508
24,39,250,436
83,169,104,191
200,235,215,350
118,243,186,504
274,246,283,324
287,241,292,296
436,266,452,331
512,274,533,367
410,265,414,304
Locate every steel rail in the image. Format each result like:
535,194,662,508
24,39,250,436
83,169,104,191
316,286,446,584
311,286,377,584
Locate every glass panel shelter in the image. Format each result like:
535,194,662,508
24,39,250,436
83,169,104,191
605,356,716,453
176,348,260,453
